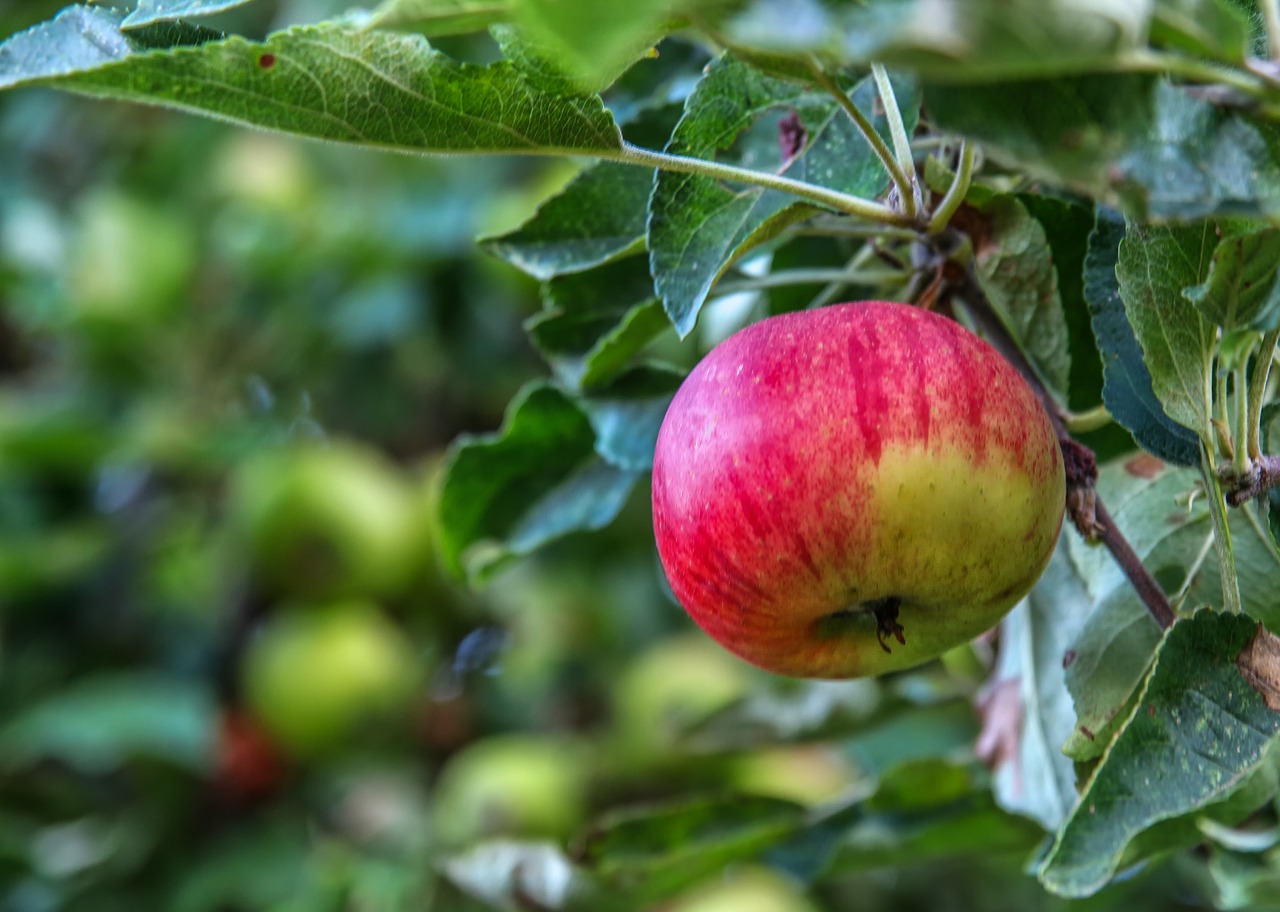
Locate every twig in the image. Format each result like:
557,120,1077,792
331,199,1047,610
1093,501,1177,629
1222,454,1280,506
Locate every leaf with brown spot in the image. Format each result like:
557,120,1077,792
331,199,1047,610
1237,623,1280,712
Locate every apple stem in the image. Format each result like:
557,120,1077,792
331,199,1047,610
945,257,1177,631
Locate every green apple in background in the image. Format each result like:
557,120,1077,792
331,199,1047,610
732,745,854,807
652,301,1065,679
610,633,752,766
666,865,821,912
68,191,196,325
230,442,423,601
212,132,317,214
242,601,419,758
430,734,590,847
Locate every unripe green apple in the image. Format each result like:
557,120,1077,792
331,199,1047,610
230,443,422,601
652,301,1064,679
666,865,820,912
242,601,419,757
430,734,590,847
610,633,751,765
68,191,195,325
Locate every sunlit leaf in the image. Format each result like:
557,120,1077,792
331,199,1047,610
123,0,259,29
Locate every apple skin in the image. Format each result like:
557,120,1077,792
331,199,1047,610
652,301,1064,679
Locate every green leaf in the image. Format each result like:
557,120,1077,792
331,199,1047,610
929,78,1280,220
368,0,513,36
816,761,1044,876
1151,0,1253,62
1017,193,1103,410
1085,206,1200,466
437,383,641,580
0,674,215,774
514,0,675,93
969,192,1072,398
445,796,809,910
1038,610,1280,898
1206,846,1280,911
122,0,257,29
1064,458,1206,757
579,365,683,471
650,56,917,336
528,256,667,389
0,16,623,156
482,164,650,279
1183,226,1280,331
1064,453,1280,759
840,701,979,778
1115,220,1217,441
579,794,807,900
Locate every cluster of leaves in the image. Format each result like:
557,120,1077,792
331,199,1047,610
10,0,1280,909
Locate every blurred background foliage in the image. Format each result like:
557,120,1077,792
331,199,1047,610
0,1,1219,910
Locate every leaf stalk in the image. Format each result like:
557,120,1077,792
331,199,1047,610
805,56,917,221
926,141,975,235
611,142,915,226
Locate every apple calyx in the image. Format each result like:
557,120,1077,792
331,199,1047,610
815,596,906,654
869,597,906,653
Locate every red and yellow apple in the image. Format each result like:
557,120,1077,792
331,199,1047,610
651,301,1064,679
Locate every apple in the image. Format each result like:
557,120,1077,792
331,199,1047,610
229,442,423,601
732,745,854,806
610,633,752,767
68,191,196,326
430,734,590,847
665,865,821,912
241,601,419,757
652,301,1064,679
